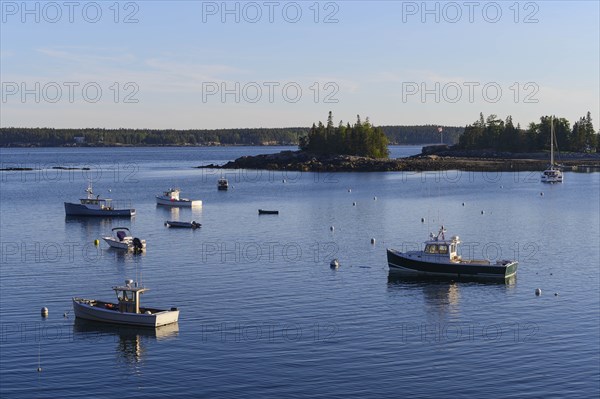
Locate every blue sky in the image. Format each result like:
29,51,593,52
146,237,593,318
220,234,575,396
1,0,598,129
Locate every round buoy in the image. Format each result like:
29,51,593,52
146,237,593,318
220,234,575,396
421,218,425,223
371,238,376,244
353,202,356,206
348,189,351,193
330,226,334,231
373,196,377,200
481,210,485,215
94,239,99,246
462,202,465,206
540,192,544,196
41,307,48,317
535,288,542,296
283,179,286,183
330,259,340,269
554,292,559,296
37,367,42,372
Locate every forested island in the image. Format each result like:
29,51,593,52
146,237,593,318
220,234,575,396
457,112,598,153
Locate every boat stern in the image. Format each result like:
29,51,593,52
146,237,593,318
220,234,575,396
502,260,519,278
154,308,180,327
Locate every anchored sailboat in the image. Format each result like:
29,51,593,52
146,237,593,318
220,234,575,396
541,116,564,183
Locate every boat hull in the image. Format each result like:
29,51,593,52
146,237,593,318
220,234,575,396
64,202,135,217
102,237,146,251
541,175,563,183
258,209,279,215
387,249,518,279
165,221,201,229
156,197,202,207
73,298,179,327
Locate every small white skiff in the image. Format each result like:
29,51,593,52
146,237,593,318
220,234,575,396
102,227,146,252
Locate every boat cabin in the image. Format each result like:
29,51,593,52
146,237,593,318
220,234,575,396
423,226,461,262
218,178,229,190
79,182,114,209
113,279,148,314
162,189,181,200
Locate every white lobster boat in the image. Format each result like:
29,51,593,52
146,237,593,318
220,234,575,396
156,188,202,207
73,279,179,327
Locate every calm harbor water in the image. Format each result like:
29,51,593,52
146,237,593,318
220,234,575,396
1,146,599,398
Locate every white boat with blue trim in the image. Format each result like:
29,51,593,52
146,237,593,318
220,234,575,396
102,227,146,252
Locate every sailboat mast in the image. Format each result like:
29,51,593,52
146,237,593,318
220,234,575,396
550,116,554,166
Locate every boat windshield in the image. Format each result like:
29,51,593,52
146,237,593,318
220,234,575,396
425,244,450,254
117,290,135,301
425,244,438,254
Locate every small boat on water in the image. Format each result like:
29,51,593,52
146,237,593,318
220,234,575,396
102,227,146,252
64,183,135,217
258,209,279,215
156,188,202,207
218,178,229,191
387,226,518,280
164,220,201,229
541,116,564,183
73,279,180,327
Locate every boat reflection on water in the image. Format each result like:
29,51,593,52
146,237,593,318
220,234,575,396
73,318,179,366
387,272,517,286
387,272,516,316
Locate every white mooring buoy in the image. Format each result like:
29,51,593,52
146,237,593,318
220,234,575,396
371,238,376,244
535,288,542,296
41,307,48,317
330,226,334,231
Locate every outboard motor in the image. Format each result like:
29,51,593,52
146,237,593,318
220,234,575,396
132,237,143,253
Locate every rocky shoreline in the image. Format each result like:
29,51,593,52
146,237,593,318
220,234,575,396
199,150,600,172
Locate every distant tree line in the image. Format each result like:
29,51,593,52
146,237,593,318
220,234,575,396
458,112,599,153
0,128,306,147
299,112,390,158
380,125,463,145
0,124,463,147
